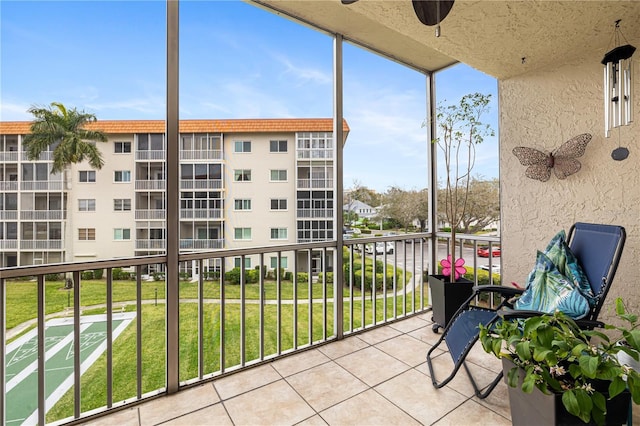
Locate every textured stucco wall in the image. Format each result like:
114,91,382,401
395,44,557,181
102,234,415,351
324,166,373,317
499,49,640,321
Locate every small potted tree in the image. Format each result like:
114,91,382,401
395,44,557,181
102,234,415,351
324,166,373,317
479,298,640,425
426,92,494,331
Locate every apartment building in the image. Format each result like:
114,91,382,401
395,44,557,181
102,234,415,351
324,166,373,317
0,118,348,277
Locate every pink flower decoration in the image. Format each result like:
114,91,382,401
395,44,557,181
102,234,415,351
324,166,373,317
440,255,466,280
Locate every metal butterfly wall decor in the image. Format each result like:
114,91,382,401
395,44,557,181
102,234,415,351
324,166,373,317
512,133,592,182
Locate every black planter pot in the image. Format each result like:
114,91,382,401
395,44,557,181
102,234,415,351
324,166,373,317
503,359,631,426
428,274,473,332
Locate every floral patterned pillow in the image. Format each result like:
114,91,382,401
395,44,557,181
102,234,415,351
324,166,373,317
514,250,591,319
541,230,595,306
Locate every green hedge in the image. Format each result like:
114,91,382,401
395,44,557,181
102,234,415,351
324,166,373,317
317,272,333,283
351,269,399,291
426,265,501,286
225,267,260,285
112,268,133,280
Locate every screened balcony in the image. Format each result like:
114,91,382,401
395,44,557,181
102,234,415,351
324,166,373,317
2,0,640,425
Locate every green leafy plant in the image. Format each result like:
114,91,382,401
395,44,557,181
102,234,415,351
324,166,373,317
479,298,640,425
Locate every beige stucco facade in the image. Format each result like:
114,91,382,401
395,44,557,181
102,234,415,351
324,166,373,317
255,0,640,322
500,52,640,317
0,119,344,276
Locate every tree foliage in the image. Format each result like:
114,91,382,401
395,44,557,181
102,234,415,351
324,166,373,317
437,177,499,233
23,102,108,174
380,187,428,231
345,179,381,207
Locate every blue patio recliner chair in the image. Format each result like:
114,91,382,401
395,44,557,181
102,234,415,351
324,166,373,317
426,222,626,398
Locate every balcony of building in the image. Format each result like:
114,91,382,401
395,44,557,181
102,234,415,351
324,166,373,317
135,163,166,191
20,180,64,191
296,134,334,161
19,239,63,250
2,1,640,425
179,208,222,220
135,150,166,161
0,210,18,220
83,312,513,426
135,134,165,161
135,179,166,191
0,151,19,162
297,208,334,220
179,179,223,190
21,150,54,162
0,163,19,190
2,233,506,425
297,178,334,190
179,238,224,250
179,150,221,161
0,239,18,250
179,164,222,191
135,209,167,221
0,180,18,191
0,136,19,161
178,134,222,161
19,210,65,221
135,239,166,250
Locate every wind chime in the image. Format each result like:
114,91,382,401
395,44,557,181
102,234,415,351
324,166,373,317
602,20,636,160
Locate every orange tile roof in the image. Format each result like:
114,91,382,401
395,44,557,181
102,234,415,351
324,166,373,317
0,118,350,135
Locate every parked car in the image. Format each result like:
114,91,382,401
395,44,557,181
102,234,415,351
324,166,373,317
479,264,501,275
477,246,501,257
375,241,394,255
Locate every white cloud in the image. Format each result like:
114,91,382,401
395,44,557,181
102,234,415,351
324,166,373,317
275,54,332,87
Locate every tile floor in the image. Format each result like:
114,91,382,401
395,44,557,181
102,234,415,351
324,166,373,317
82,312,637,425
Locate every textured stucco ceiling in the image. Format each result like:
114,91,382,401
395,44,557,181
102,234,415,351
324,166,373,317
253,0,640,79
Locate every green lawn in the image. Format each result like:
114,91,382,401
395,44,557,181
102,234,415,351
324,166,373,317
6,271,413,331
45,291,422,423
5,260,421,424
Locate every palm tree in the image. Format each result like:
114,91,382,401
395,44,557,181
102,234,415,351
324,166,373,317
23,102,107,288
23,102,107,173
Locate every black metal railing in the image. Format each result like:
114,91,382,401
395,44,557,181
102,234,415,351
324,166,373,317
1,231,499,424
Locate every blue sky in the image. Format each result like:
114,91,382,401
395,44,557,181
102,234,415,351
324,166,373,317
0,0,498,192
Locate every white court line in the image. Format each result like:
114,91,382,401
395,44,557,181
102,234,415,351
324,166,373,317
23,313,136,425
5,322,92,393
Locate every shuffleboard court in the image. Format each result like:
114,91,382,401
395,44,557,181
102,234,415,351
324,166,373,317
6,312,136,425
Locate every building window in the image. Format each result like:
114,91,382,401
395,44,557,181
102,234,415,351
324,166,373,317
270,199,287,210
234,227,251,240
234,199,252,211
114,228,131,240
297,220,334,242
114,170,131,182
78,228,95,240
22,163,49,181
114,142,132,153
79,170,96,183
114,199,132,211
234,257,252,269
270,256,288,269
270,170,287,181
180,192,222,210
234,141,251,153
78,199,96,212
270,140,288,153
270,228,287,240
181,164,221,180
234,169,251,182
